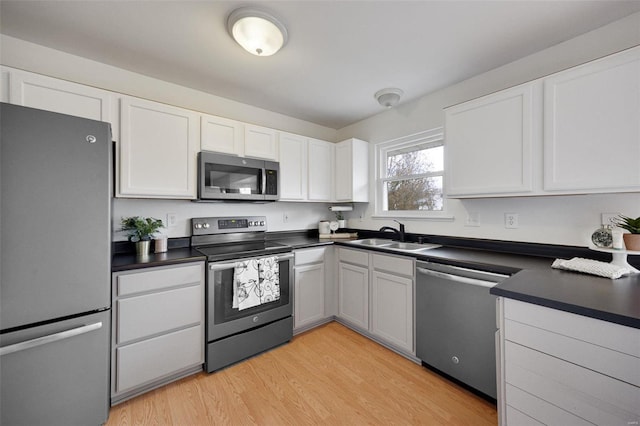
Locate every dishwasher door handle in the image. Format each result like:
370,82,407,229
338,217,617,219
416,267,498,288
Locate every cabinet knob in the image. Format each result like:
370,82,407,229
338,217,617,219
451,356,460,364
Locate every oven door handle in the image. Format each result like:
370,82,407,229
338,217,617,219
208,252,294,271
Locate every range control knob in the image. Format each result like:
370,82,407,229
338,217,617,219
248,221,254,226
203,223,210,229
259,221,265,226
194,223,202,229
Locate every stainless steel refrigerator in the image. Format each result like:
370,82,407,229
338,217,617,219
1,103,111,425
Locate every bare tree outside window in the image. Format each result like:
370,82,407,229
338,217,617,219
384,145,443,211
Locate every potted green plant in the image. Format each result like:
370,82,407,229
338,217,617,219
612,214,640,251
335,211,346,229
121,216,164,256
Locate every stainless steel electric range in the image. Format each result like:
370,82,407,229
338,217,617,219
191,216,293,372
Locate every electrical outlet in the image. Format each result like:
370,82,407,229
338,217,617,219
166,213,177,227
601,212,619,226
505,213,519,229
465,211,480,227
283,212,289,223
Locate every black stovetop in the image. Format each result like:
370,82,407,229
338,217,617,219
194,241,292,262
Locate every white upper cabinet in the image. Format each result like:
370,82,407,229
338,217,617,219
3,67,117,135
543,46,640,193
200,114,242,155
335,138,369,202
307,138,334,201
244,124,278,160
119,96,199,199
445,46,640,198
445,82,538,197
278,132,308,201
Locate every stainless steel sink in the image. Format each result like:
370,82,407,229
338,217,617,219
349,238,394,246
383,242,441,252
347,239,441,252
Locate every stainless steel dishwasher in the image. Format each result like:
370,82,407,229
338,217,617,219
415,261,508,400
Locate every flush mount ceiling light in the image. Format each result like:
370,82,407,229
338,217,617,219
375,88,404,108
227,7,288,57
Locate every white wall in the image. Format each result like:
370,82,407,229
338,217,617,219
338,12,640,247
112,200,334,241
0,35,337,142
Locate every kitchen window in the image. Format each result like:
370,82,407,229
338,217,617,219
374,128,450,218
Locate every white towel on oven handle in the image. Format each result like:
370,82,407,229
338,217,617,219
233,256,280,311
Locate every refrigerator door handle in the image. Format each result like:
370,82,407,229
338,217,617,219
0,321,103,356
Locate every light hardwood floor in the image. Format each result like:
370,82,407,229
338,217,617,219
107,322,497,425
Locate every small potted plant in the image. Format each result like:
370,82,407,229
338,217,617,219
612,214,640,251
121,216,164,256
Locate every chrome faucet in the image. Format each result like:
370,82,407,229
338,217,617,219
379,220,406,242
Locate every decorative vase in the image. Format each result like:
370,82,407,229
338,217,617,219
622,234,640,251
135,240,151,256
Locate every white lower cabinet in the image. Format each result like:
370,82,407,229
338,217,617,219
497,297,640,426
370,254,414,353
111,262,205,404
337,247,415,355
294,247,328,331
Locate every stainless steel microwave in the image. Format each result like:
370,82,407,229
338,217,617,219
197,151,279,202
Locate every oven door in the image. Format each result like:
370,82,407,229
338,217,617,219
207,252,293,341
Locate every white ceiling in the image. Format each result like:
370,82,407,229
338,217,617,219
1,1,639,129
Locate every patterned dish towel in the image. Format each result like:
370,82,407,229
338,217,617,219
233,256,280,310
551,257,631,279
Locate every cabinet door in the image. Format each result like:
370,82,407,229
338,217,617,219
308,138,334,201
338,262,369,330
7,68,113,124
334,141,352,201
119,96,199,198
279,132,308,200
543,47,640,192
445,82,537,197
244,124,278,160
294,263,326,329
371,270,413,352
201,114,242,155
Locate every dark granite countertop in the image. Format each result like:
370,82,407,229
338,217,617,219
112,231,640,329
112,247,205,272
334,240,640,329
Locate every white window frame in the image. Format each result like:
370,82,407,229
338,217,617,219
373,128,452,219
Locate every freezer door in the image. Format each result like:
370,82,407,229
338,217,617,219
1,103,112,329
0,310,110,426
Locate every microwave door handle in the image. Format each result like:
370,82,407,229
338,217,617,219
261,168,266,195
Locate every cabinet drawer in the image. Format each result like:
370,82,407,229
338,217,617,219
505,317,639,386
115,325,203,393
372,253,413,276
504,299,639,358
116,285,202,344
295,247,325,266
338,248,369,267
506,385,590,426
505,341,640,425
117,263,202,296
